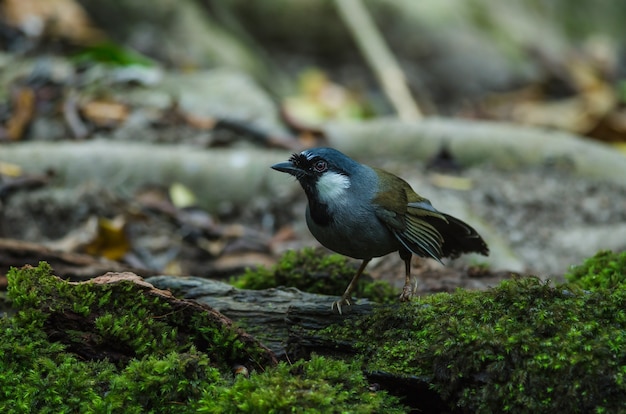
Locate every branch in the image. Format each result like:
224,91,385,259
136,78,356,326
335,0,423,121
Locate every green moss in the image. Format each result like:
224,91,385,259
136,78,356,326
0,317,227,412
0,312,220,414
197,355,405,413
565,250,626,290
105,350,221,413
324,276,626,413
1,263,405,412
232,247,397,303
0,317,403,413
0,315,111,413
6,262,274,372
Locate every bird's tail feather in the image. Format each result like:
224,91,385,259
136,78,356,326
397,208,489,261
435,213,489,258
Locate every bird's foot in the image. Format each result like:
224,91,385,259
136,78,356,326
399,283,414,302
331,296,352,315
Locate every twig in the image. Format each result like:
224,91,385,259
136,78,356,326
334,0,423,121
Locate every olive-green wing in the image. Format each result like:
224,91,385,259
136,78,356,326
372,168,489,260
371,169,448,261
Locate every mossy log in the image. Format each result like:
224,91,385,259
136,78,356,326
8,264,277,371
6,252,626,413
136,274,451,409
148,261,626,414
145,275,374,360
3,263,403,413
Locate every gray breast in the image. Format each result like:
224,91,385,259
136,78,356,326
305,165,400,259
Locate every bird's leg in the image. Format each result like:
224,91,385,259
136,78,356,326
398,248,414,302
332,258,371,314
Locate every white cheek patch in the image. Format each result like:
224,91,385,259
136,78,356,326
316,172,351,203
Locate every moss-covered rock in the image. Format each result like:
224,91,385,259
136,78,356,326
565,250,626,290
0,262,404,413
323,276,626,413
232,247,397,303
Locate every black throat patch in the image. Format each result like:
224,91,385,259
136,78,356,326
308,198,333,226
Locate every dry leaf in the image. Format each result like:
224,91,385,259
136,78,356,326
587,106,626,143
1,0,104,44
169,182,197,209
83,216,131,260
80,100,129,127
183,113,217,130
284,68,367,125
5,87,35,141
0,162,23,177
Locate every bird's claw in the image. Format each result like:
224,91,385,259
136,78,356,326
399,283,414,302
332,297,352,315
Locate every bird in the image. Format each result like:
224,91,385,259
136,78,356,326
271,147,489,313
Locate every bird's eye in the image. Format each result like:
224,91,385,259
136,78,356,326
313,160,328,172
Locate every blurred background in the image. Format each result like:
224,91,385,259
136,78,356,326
1,0,625,295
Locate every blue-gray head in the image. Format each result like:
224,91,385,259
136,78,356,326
272,147,360,177
271,147,364,203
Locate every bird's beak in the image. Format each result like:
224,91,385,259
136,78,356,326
271,161,302,176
